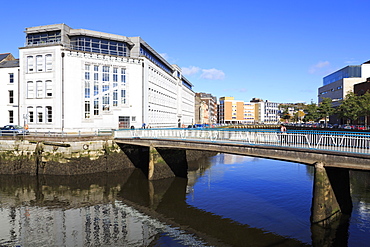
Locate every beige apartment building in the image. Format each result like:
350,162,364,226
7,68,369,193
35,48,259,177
218,97,257,124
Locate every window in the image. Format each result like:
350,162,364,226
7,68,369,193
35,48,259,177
94,99,99,115
46,106,52,123
121,90,126,104
9,90,14,104
102,85,109,92
27,56,34,72
102,66,109,82
94,65,99,80
85,81,90,98
85,101,90,118
36,55,44,72
37,107,43,123
9,111,14,123
94,81,99,96
103,93,110,111
46,80,52,97
121,68,126,84
45,54,53,71
113,90,118,106
113,67,118,82
28,108,34,123
36,80,43,98
27,81,34,98
85,65,90,81
9,73,14,83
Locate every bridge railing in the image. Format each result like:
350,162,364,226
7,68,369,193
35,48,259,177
114,128,370,155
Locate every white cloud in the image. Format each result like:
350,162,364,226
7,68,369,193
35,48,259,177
309,61,330,74
200,68,225,80
182,66,201,76
181,66,226,80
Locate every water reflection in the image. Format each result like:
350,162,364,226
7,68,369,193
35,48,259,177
0,170,207,247
0,154,369,246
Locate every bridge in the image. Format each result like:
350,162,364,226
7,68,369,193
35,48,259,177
114,128,370,225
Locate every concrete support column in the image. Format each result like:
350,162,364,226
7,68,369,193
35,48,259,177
148,146,175,180
311,162,352,225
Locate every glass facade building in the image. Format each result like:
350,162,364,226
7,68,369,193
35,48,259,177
323,65,361,85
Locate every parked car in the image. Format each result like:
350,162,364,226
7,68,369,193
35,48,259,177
0,125,30,135
355,125,366,130
342,124,353,130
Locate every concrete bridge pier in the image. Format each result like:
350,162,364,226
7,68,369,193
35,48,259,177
118,144,188,180
311,162,353,225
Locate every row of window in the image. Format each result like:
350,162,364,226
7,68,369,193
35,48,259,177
70,36,130,57
148,88,176,108
27,106,52,123
320,86,343,95
148,108,177,124
27,80,53,98
84,89,127,118
84,65,126,83
27,54,53,72
26,31,61,46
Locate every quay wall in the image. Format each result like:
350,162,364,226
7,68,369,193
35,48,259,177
0,136,214,175
0,136,135,175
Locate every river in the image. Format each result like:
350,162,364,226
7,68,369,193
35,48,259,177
0,153,369,246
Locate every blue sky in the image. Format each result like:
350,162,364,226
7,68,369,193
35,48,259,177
2,0,370,104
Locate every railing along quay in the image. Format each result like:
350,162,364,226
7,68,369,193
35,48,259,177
114,128,370,155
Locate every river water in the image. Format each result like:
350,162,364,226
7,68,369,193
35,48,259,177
0,153,369,246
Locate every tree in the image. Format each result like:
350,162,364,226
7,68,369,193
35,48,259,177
358,91,370,126
297,110,305,123
281,108,291,122
318,98,335,127
337,92,361,124
304,102,319,122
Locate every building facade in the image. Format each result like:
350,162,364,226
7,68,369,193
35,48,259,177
8,24,194,132
218,97,257,124
318,62,370,107
194,92,217,125
0,56,20,127
250,98,280,124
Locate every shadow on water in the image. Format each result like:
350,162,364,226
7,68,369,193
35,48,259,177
1,157,369,246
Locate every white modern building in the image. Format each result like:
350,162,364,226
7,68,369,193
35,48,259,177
250,98,280,124
7,23,195,132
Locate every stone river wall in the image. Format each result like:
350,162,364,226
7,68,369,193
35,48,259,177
0,136,135,175
0,136,216,175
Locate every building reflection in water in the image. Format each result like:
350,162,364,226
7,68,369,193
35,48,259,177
0,170,208,247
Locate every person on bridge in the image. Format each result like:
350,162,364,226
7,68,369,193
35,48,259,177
280,124,289,145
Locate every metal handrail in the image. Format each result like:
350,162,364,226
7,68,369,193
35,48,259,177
114,128,370,155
